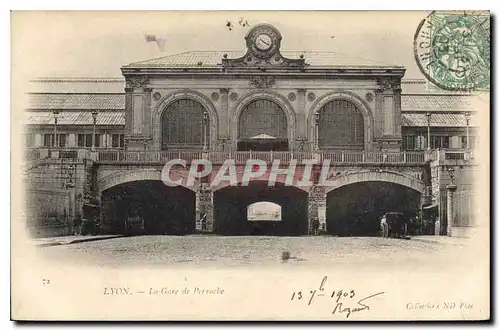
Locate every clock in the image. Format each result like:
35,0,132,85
255,34,272,51
245,24,281,59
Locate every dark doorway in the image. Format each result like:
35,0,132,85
101,180,196,235
214,181,308,236
326,181,421,236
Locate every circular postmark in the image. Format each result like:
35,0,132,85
414,11,490,91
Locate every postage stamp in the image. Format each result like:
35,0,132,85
413,11,490,92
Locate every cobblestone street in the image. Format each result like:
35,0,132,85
36,235,472,271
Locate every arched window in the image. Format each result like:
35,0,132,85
239,100,287,140
247,201,282,221
238,99,288,151
161,99,209,150
318,100,364,150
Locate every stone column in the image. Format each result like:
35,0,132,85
308,185,326,235
446,183,457,236
196,185,214,233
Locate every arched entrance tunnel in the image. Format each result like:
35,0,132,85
326,181,421,237
101,180,196,235
214,181,308,236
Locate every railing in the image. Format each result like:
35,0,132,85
25,147,472,166
94,150,427,165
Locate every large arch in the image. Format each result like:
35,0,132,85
308,91,374,152
231,90,297,151
210,165,310,193
324,170,425,194
325,179,422,237
98,169,196,193
152,89,219,151
214,180,308,235
101,179,196,235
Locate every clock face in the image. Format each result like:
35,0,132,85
255,34,272,51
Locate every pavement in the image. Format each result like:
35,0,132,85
30,234,125,247
37,234,472,269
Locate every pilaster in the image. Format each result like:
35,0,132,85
219,88,230,142
308,185,326,234
196,185,214,233
296,88,307,142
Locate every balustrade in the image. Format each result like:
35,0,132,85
24,147,437,165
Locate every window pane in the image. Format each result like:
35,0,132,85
58,134,66,147
162,99,207,149
95,134,100,147
112,134,118,148
85,134,92,147
44,134,53,147
238,99,287,140
318,100,364,149
120,134,125,148
78,134,85,147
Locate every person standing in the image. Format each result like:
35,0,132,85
312,217,320,236
380,215,389,238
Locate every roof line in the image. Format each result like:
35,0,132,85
125,51,196,65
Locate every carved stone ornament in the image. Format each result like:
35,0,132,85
365,92,374,103
249,76,276,88
211,92,219,101
230,92,239,102
376,77,401,91
307,92,316,102
288,92,297,102
153,92,162,101
126,76,150,89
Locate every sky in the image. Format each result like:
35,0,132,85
11,11,431,80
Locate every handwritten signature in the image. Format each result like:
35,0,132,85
290,276,385,319
331,291,385,318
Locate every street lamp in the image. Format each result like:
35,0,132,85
91,111,98,151
202,110,208,151
314,111,320,151
426,111,432,151
465,111,471,150
52,110,60,148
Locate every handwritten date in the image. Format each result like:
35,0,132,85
290,276,384,318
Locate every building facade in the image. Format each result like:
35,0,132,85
23,24,478,237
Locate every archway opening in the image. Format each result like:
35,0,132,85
318,100,364,150
326,181,421,236
161,99,209,150
214,181,308,236
101,180,196,235
237,99,288,151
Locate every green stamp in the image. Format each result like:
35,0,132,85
414,11,490,92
